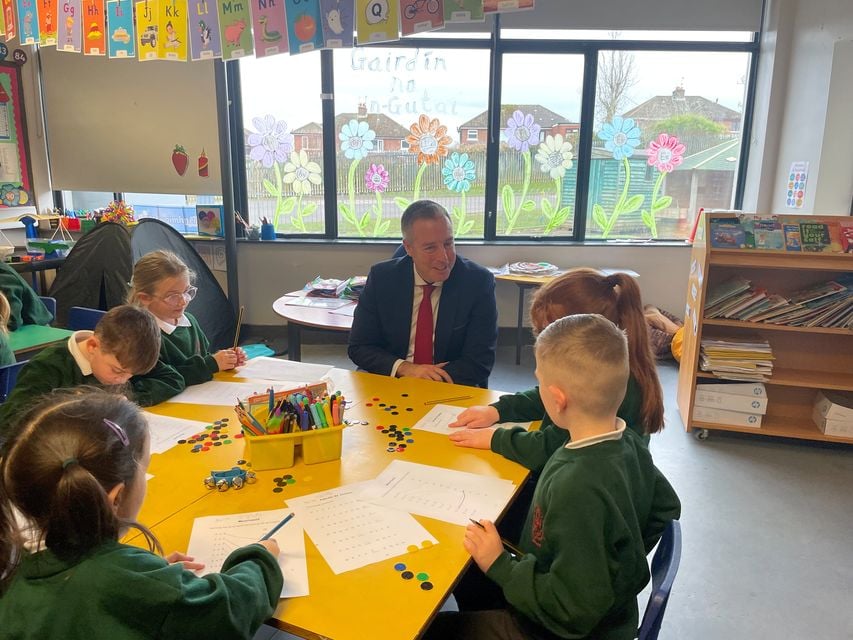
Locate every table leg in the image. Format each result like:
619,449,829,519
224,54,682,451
515,285,525,365
287,322,302,361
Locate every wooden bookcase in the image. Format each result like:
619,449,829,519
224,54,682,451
676,215,853,443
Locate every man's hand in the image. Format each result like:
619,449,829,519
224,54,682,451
449,405,499,429
449,426,496,449
397,361,453,383
463,520,503,573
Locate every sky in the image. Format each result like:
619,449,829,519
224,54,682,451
239,36,751,142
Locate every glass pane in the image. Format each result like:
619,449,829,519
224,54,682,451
333,46,490,239
240,53,325,235
62,191,115,211
501,29,755,42
497,53,584,237
126,193,222,234
587,50,750,240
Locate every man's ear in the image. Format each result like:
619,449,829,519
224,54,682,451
547,383,568,414
402,238,413,257
106,482,126,514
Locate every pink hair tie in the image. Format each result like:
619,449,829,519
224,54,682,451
103,419,129,447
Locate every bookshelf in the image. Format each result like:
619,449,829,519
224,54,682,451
676,214,853,443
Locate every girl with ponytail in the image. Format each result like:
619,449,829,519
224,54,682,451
0,388,283,639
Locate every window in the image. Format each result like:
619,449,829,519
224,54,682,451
333,46,490,239
124,193,223,234
497,53,584,237
587,50,751,240
467,129,479,142
61,191,116,211
239,53,325,234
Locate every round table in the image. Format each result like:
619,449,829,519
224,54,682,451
272,293,356,361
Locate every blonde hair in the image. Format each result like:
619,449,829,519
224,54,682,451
0,292,9,336
535,314,629,419
127,250,194,305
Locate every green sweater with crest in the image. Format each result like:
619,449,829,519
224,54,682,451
157,312,219,386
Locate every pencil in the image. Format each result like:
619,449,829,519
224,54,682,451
260,513,295,541
233,305,245,351
424,395,473,406
469,518,525,557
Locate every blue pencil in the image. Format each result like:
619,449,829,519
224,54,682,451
260,512,295,541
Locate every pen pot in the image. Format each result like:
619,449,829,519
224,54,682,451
260,223,276,240
242,426,344,470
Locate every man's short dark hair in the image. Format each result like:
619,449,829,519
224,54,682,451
94,305,161,374
400,200,452,240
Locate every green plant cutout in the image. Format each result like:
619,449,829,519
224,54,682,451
593,116,645,238
442,152,476,237
640,133,685,238
338,119,377,237
365,163,392,237
534,134,574,234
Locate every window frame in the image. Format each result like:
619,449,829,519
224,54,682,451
226,22,760,243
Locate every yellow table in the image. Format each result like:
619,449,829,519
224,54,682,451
134,369,531,640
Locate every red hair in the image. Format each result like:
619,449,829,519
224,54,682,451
529,268,665,433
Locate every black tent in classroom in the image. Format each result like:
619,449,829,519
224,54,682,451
48,219,236,350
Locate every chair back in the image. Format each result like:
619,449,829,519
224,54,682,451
638,520,682,640
39,296,57,320
0,361,27,403
68,307,108,331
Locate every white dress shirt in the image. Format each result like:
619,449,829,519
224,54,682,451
391,263,443,377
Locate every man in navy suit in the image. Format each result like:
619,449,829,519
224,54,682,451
348,200,497,388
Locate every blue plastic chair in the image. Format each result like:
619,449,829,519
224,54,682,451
39,296,57,320
68,306,107,331
0,361,27,404
638,520,682,640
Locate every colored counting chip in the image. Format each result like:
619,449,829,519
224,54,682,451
394,563,406,571
273,487,283,493
407,439,414,443
420,582,433,591
416,572,429,581
401,571,414,580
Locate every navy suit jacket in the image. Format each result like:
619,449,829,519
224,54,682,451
348,255,498,388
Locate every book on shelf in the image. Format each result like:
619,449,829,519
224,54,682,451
753,216,785,250
705,276,752,309
814,390,853,422
696,381,766,398
798,220,840,253
840,220,853,254
709,222,748,249
693,405,763,428
700,336,774,382
783,224,802,251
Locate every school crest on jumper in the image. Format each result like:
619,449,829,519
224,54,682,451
531,504,544,547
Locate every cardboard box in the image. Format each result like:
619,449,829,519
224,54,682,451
811,405,853,439
813,390,853,422
696,382,766,398
695,389,768,415
693,405,763,428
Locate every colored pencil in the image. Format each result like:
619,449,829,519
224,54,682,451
424,395,473,406
260,513,295,540
233,305,245,351
469,519,525,557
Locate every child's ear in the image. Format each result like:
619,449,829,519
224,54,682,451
107,482,125,513
84,336,100,354
546,383,568,413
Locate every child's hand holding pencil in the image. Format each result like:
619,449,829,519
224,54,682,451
466,519,523,573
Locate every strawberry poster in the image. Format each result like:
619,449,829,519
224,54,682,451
38,0,57,45
249,0,287,58
188,0,221,60
82,0,105,55
318,0,352,48
217,0,253,60
106,0,135,57
15,0,39,45
400,0,443,36
2,0,16,42
284,0,322,55
158,0,188,60
483,0,533,12
170,144,189,176
59,0,81,51
135,0,160,60
444,0,483,23
355,0,398,44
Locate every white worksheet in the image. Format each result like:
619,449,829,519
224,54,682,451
143,412,210,454
285,482,438,575
413,404,532,435
357,460,517,526
237,357,333,383
186,509,309,598
167,380,281,405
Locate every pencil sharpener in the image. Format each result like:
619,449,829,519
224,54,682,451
204,467,257,491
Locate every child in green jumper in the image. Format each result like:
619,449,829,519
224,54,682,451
0,292,14,366
129,250,246,389
0,305,184,441
428,314,681,640
0,388,283,639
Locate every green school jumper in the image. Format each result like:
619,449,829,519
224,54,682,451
158,313,219,386
490,377,644,472
0,339,185,441
0,262,54,331
487,427,681,640
0,330,14,366
0,541,283,640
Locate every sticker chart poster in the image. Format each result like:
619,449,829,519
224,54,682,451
284,0,322,55
59,0,81,51
217,0,253,60
250,0,287,58
400,0,443,36
135,0,160,59
82,0,106,55
483,0,533,13
16,0,39,44
189,0,221,59
355,0,399,44
0,63,34,207
2,0,16,42
444,0,483,23
106,0,135,57
318,0,352,48
38,0,56,45
158,0,188,60
786,161,808,209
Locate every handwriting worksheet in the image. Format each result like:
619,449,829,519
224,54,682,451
143,413,211,454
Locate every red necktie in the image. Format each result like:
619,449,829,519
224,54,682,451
413,284,435,364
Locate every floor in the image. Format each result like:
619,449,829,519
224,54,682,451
254,343,853,640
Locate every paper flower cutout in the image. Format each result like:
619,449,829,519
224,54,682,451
364,163,389,193
406,114,451,165
442,152,476,193
283,150,322,195
247,115,294,168
535,134,574,179
339,119,375,161
647,133,686,173
505,110,541,153
598,116,642,160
